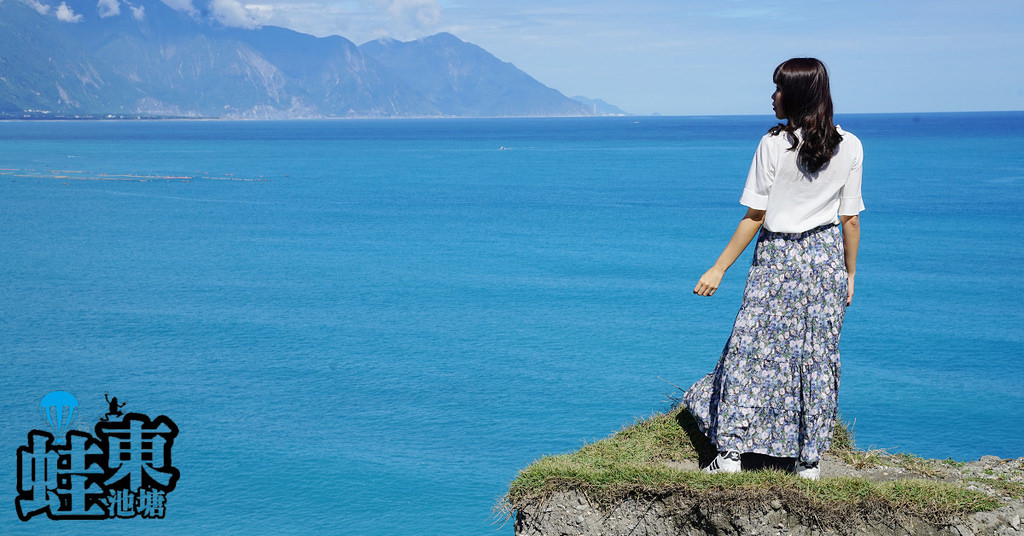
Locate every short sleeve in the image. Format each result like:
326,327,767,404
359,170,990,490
838,136,865,215
739,135,774,209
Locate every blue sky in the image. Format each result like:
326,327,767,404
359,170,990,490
166,0,1024,115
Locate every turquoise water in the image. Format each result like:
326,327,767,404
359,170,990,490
1,114,1022,534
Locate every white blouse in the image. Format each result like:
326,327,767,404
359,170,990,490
739,126,864,233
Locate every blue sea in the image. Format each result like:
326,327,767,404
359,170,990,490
1,113,1022,534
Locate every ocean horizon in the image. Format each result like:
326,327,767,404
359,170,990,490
2,112,1022,534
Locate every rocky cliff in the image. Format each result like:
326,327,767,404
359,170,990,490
504,407,1024,536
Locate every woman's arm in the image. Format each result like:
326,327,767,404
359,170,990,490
840,214,860,306
693,208,766,297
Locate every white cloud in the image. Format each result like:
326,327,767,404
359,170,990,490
97,0,119,17
55,1,83,21
207,0,443,42
355,0,440,39
243,3,274,25
129,3,143,19
18,0,50,15
388,0,439,27
160,0,195,16
209,0,261,28
246,3,273,16
157,0,272,28
228,2,352,39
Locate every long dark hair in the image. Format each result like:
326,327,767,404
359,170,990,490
769,58,843,174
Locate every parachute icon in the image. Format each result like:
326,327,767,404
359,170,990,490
40,391,79,444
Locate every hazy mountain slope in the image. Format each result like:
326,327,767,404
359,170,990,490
0,1,591,118
361,33,589,117
229,26,440,117
0,0,134,114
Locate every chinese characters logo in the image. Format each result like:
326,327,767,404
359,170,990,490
16,391,180,521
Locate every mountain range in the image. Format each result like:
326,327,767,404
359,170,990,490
0,0,602,118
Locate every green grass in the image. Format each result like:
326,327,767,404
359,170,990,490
890,453,948,477
500,406,1003,528
970,478,1024,501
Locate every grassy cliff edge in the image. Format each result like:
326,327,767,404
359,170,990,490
501,405,1023,535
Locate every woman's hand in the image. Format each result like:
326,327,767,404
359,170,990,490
840,214,859,307
694,267,725,297
693,208,765,298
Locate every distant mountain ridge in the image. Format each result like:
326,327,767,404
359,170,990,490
0,0,592,118
572,96,628,116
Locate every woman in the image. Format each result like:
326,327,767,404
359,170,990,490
683,58,863,480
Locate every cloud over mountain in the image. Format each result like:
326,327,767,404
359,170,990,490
209,0,260,28
55,1,82,21
97,0,119,18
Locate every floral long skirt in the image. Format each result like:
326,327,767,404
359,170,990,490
683,223,847,464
